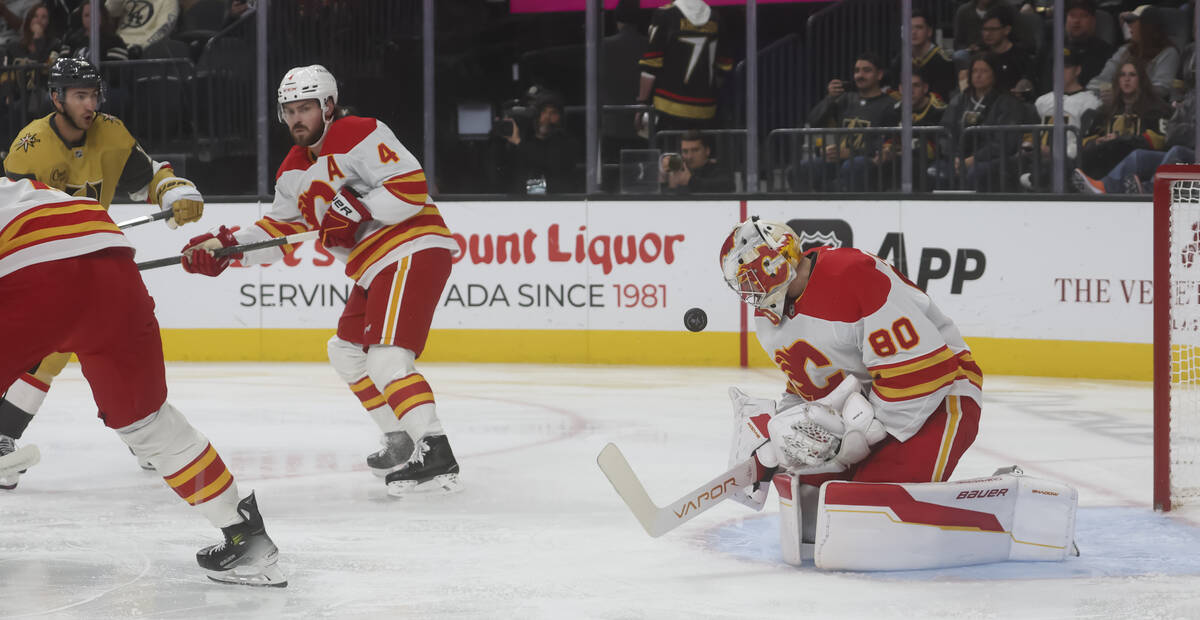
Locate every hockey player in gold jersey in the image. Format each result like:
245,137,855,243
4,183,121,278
0,57,206,486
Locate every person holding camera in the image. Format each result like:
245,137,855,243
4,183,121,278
793,51,899,192
500,92,581,194
659,130,732,194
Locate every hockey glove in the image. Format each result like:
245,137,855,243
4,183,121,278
181,226,242,277
320,187,372,249
155,177,204,228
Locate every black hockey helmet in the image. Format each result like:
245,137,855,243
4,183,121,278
48,56,105,105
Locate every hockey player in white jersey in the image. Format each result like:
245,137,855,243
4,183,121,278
719,217,991,556
178,65,461,496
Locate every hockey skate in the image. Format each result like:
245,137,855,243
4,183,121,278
366,431,415,478
196,492,287,587
384,434,461,497
0,434,34,490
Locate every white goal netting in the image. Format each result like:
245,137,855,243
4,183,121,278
1167,178,1200,508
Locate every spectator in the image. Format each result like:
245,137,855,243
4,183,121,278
1033,0,1113,94
0,0,39,47
1075,62,1186,194
660,130,733,193
636,0,732,131
1020,47,1102,190
1074,60,1170,191
940,52,1028,191
501,92,581,194
223,0,251,28
794,51,899,192
1087,5,1179,103
601,0,647,168
4,2,57,64
108,0,179,51
889,10,956,103
60,1,128,61
896,67,947,191
953,0,1002,55
957,6,1034,97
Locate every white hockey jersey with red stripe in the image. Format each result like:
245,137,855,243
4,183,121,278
230,115,456,286
755,246,983,441
0,177,130,279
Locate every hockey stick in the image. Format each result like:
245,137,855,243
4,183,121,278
0,444,40,478
117,209,174,229
596,442,760,537
135,230,319,271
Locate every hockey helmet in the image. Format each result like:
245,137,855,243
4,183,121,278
48,57,105,105
719,217,802,318
276,64,338,123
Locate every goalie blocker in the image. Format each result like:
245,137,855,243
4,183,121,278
775,468,1078,570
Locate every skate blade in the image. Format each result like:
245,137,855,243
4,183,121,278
387,473,462,497
0,478,16,490
206,561,288,588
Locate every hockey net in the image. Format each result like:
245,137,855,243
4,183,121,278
1155,165,1200,511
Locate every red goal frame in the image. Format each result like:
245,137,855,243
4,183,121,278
1153,165,1200,512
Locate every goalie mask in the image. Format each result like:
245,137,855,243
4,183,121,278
719,217,802,323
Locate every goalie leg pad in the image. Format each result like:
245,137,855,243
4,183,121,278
116,402,241,528
773,472,817,565
365,345,443,439
812,473,1078,571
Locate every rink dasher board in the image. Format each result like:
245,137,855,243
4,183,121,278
107,199,1153,378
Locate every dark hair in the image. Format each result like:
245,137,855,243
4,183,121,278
855,51,884,71
982,5,1013,29
79,1,117,37
968,52,1001,92
679,129,712,150
911,9,932,28
1129,11,1172,64
19,3,48,51
1108,60,1162,117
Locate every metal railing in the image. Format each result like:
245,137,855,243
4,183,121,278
764,124,1081,194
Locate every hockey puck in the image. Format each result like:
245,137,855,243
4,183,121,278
684,307,708,332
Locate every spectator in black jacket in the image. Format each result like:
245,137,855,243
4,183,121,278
957,6,1033,98
897,67,947,191
793,51,899,192
889,10,956,103
939,52,1028,191
660,130,733,193
59,1,127,62
501,92,582,194
1033,0,1113,94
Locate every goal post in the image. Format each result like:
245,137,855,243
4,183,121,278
1154,164,1200,512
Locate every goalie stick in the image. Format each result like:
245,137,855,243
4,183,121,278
135,230,320,271
0,444,40,479
596,443,761,537
116,209,174,230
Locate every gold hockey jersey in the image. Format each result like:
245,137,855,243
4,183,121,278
4,112,156,208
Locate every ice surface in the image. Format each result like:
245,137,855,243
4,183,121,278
2,364,1199,619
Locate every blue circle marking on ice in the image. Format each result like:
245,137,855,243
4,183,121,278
704,507,1200,579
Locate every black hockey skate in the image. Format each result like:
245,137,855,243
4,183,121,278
384,434,461,497
196,492,287,587
366,431,415,478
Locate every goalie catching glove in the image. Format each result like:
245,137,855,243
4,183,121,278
320,187,372,248
154,176,204,229
769,383,887,474
180,226,242,276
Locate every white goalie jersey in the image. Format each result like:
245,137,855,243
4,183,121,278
754,246,983,441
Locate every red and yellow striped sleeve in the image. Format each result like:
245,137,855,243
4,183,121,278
382,170,428,207
869,346,983,403
0,199,121,263
344,205,452,281
253,216,313,255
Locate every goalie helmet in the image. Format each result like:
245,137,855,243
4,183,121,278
276,64,338,123
719,217,802,321
48,57,105,106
